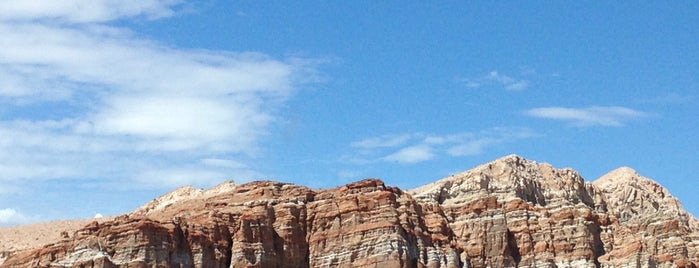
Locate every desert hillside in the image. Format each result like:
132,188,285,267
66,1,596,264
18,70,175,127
1,155,697,267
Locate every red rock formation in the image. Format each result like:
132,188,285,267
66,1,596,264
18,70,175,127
594,167,699,268
410,155,610,267
306,178,460,268
2,155,697,268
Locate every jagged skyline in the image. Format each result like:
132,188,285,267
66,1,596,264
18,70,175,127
3,154,697,266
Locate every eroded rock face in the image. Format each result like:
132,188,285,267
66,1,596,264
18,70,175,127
409,155,610,267
594,167,699,268
306,178,460,268
2,155,698,268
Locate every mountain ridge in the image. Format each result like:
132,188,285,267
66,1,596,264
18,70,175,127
1,154,697,267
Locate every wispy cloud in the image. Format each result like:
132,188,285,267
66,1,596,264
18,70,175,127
0,0,184,23
525,106,648,126
383,144,434,164
0,2,315,190
445,137,498,156
350,134,412,149
346,127,536,164
464,70,529,91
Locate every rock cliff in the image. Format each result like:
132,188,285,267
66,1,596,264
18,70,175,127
2,155,697,268
593,167,699,267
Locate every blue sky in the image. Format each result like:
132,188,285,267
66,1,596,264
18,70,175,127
1,1,697,225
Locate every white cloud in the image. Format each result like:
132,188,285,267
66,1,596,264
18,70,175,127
446,127,536,156
92,95,272,152
446,138,497,156
0,208,34,226
383,145,434,164
0,2,314,190
525,106,647,126
464,70,529,91
0,0,183,23
347,127,536,165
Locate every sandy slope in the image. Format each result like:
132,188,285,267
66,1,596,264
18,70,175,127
0,217,111,253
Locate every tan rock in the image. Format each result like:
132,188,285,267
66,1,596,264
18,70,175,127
2,155,698,268
594,167,699,267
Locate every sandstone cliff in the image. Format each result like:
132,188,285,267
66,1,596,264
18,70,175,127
2,155,697,268
593,167,699,267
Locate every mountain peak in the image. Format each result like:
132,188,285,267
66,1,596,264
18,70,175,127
410,154,599,210
607,165,638,175
204,179,236,196
494,153,527,162
593,166,663,196
593,166,695,225
486,153,537,167
466,154,546,175
131,180,238,217
593,166,639,187
131,185,204,216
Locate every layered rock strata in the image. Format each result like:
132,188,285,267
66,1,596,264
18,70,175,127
593,167,699,267
2,155,697,268
409,155,611,267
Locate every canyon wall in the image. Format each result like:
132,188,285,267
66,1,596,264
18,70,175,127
2,155,697,268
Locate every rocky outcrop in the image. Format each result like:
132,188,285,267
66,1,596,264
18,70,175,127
410,155,610,267
2,155,697,268
594,167,699,268
306,178,460,268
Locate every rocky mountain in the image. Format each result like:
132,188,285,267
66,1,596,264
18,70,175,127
1,155,697,267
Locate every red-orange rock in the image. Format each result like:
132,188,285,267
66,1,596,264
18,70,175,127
2,155,698,268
